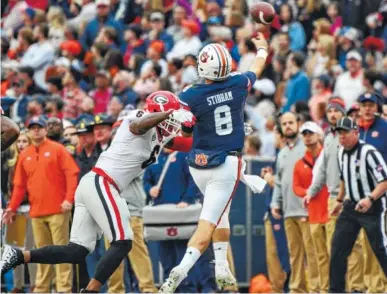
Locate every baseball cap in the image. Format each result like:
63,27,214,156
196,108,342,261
300,121,323,135
93,114,115,126
96,0,110,6
28,116,47,128
336,117,358,131
75,119,94,135
150,11,165,22
346,50,362,62
357,92,379,104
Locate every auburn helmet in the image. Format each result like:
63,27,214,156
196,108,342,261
197,43,232,81
144,91,181,137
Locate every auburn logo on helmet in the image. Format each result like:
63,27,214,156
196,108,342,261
200,51,209,63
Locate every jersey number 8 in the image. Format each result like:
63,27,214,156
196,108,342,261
214,105,233,136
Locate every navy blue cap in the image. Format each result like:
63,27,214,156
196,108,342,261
75,118,94,134
92,114,115,126
358,92,379,104
28,115,47,128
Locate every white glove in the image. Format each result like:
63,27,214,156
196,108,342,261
244,123,253,135
170,109,196,128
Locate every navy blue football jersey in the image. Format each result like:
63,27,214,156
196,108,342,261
179,71,257,168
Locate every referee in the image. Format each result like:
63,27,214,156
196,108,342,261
329,117,387,293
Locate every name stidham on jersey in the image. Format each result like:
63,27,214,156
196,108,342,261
207,91,234,106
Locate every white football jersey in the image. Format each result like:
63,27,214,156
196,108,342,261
95,110,164,191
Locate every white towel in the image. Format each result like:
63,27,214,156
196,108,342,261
239,160,267,194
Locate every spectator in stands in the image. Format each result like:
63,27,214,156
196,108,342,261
306,35,336,78
3,116,80,293
143,149,217,293
47,7,67,50
9,78,31,124
67,0,96,30
166,20,202,60
141,40,168,78
273,32,291,60
146,11,174,52
271,112,319,293
92,114,113,150
89,70,113,114
308,75,332,123
18,66,47,96
80,0,123,50
112,70,139,108
20,24,54,90
167,5,188,43
63,125,79,149
238,39,256,73
62,66,87,119
26,97,46,123
167,58,184,94
334,50,365,108
279,3,306,52
46,77,64,96
123,25,147,67
327,2,342,36
282,52,311,112
182,54,199,88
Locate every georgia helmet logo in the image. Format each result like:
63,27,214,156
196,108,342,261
153,96,168,105
200,51,209,63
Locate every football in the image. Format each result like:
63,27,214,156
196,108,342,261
250,1,276,25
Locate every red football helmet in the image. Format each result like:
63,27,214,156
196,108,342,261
144,91,182,137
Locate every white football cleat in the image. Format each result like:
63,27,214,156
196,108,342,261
158,266,187,294
215,261,237,289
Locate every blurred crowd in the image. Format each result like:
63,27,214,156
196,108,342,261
1,0,387,293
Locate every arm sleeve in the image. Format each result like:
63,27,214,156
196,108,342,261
270,159,283,209
8,158,27,211
293,161,306,197
59,147,80,203
307,150,327,197
367,150,387,183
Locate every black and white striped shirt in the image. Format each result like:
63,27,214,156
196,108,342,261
338,141,387,203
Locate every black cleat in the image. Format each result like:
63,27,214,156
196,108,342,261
0,245,24,276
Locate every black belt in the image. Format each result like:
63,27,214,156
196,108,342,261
228,151,242,157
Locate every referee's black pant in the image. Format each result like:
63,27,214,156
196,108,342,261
329,199,387,293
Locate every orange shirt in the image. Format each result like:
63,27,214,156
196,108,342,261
293,146,329,224
9,139,80,217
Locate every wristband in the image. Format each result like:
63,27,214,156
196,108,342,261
336,199,343,203
256,48,268,60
